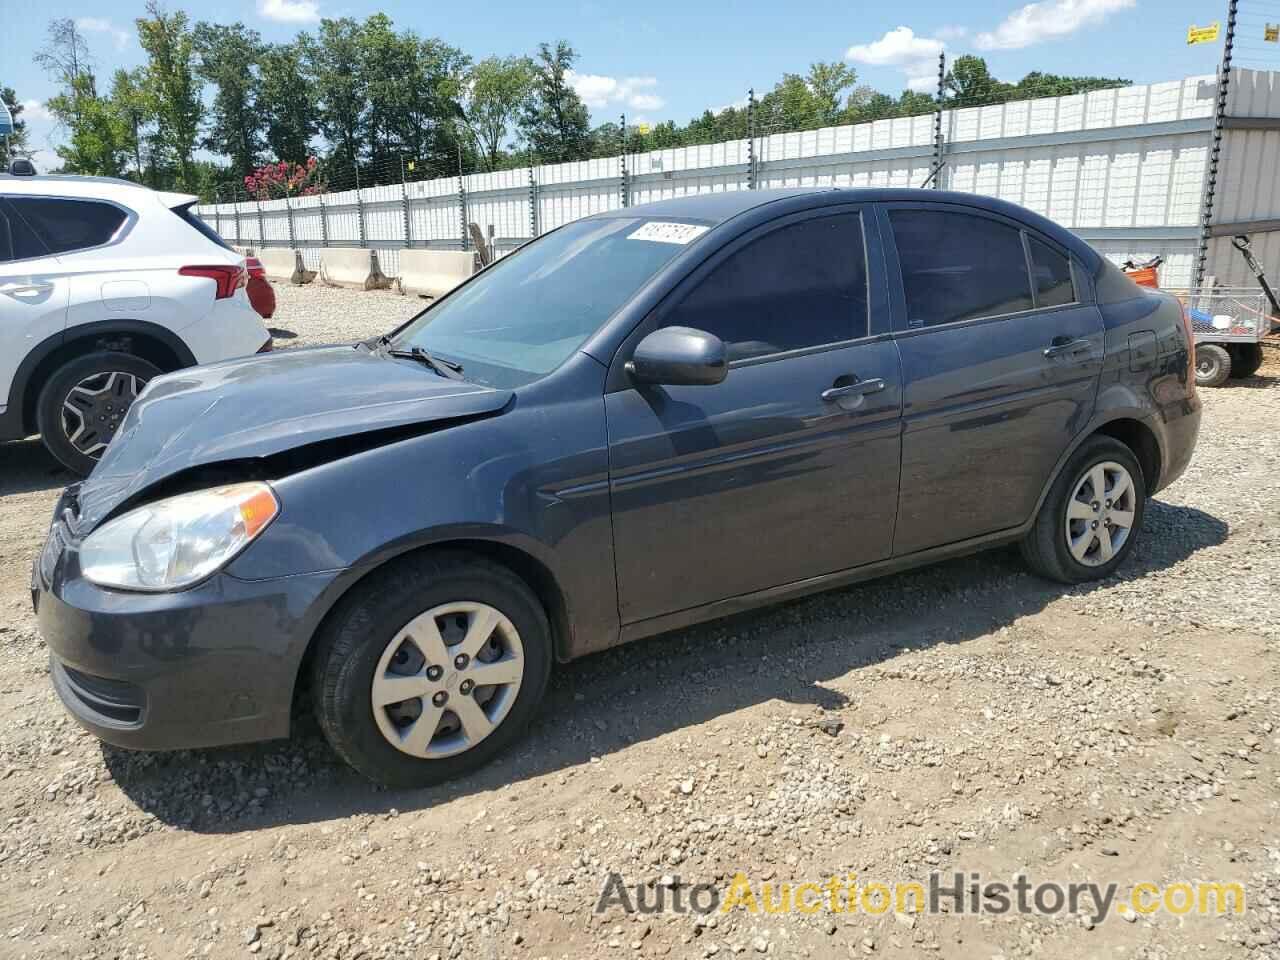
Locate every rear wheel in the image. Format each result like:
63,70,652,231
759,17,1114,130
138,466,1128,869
1020,436,1147,583
1195,343,1232,388
1228,343,1263,379
36,352,159,475
311,552,552,787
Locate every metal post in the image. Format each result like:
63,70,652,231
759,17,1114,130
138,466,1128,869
232,188,241,245
619,113,630,208
285,194,296,249
400,156,413,248
527,148,539,240
931,52,946,189
255,196,265,249
1195,0,1238,287
319,192,329,248
746,88,757,190
457,139,469,252
213,188,222,238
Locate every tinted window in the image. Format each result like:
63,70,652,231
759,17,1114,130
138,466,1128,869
1028,236,1075,307
174,203,232,250
0,199,50,261
393,217,692,388
662,213,867,360
890,210,1034,327
8,197,128,255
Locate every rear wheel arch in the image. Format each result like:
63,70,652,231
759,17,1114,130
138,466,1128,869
1092,417,1161,493
16,321,196,435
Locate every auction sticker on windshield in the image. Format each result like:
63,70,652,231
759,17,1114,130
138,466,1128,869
628,222,709,245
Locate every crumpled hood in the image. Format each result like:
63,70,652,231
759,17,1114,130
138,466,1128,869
73,345,512,531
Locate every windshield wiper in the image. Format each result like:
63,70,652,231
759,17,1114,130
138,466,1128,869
385,345,465,379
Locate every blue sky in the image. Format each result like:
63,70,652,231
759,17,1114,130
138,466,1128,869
2,0,1235,167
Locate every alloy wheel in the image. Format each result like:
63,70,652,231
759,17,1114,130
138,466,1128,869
371,601,525,759
61,371,147,458
1064,460,1136,567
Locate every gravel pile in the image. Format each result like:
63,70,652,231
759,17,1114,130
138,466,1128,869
0,289,1277,960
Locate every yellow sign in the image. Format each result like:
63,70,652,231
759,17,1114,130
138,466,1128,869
1265,23,1279,42
637,123,651,135
1187,22,1220,45
407,160,416,171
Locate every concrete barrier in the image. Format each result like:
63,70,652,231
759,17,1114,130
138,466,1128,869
258,248,313,285
397,249,475,299
319,248,392,290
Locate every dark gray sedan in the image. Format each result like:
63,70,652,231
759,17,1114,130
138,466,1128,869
34,189,1200,786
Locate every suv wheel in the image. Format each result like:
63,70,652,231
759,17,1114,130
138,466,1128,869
1020,435,1147,583
36,352,160,475
311,552,552,787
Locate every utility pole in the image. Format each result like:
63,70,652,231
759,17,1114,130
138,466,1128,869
1195,0,1238,287
619,113,630,208
930,51,946,189
746,88,758,190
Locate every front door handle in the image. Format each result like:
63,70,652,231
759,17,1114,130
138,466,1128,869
0,281,54,299
1043,338,1092,359
821,378,886,402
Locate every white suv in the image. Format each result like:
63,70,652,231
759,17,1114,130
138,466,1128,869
0,174,272,474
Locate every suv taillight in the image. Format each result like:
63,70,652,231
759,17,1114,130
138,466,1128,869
244,256,266,279
179,264,246,299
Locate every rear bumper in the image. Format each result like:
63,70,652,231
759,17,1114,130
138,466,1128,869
1153,394,1201,494
34,503,344,751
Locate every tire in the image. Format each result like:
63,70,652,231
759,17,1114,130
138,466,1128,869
311,551,553,788
1228,343,1263,380
1194,343,1232,388
36,351,161,475
1020,435,1147,584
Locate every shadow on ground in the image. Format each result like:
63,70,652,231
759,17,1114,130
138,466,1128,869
0,438,75,497
101,496,1228,833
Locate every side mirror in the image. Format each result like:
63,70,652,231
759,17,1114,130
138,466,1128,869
626,326,728,387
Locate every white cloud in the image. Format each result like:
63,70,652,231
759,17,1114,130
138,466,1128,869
257,0,321,24
75,17,130,51
846,26,946,93
975,0,1135,50
567,71,666,114
20,100,54,122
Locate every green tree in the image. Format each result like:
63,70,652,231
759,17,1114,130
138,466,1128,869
1,89,31,167
259,41,315,164
46,73,127,175
464,55,534,171
193,21,264,180
944,55,1013,107
304,18,367,185
137,1,203,191
521,41,591,163
109,68,152,182
806,61,858,125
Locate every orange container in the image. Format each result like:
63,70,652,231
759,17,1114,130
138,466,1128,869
1125,266,1160,288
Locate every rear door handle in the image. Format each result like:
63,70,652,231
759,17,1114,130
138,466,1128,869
0,281,54,299
1043,338,1092,359
821,378,886,402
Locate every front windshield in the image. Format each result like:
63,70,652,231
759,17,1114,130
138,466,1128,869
390,216,707,388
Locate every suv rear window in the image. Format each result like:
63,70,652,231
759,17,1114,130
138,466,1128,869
8,197,129,255
173,203,232,250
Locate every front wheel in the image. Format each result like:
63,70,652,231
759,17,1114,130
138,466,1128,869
1020,436,1147,583
311,552,552,787
36,352,160,475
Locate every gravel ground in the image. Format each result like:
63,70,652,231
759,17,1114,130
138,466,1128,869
0,281,1277,960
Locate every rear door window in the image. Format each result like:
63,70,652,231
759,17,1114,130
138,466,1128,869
0,198,52,261
1027,236,1076,308
889,209,1034,328
662,212,868,360
8,197,128,255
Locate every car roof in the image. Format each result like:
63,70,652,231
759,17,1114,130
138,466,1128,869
600,186,1100,266
0,174,199,210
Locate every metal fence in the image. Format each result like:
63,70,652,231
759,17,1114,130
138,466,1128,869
197,68,1280,290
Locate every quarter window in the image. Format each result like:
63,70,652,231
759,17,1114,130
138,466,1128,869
890,209,1034,327
8,198,128,255
661,213,868,361
1028,236,1076,307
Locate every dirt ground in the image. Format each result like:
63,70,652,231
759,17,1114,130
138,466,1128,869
1,290,1277,960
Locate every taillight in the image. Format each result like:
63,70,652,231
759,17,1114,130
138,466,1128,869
244,257,266,280
179,264,246,299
